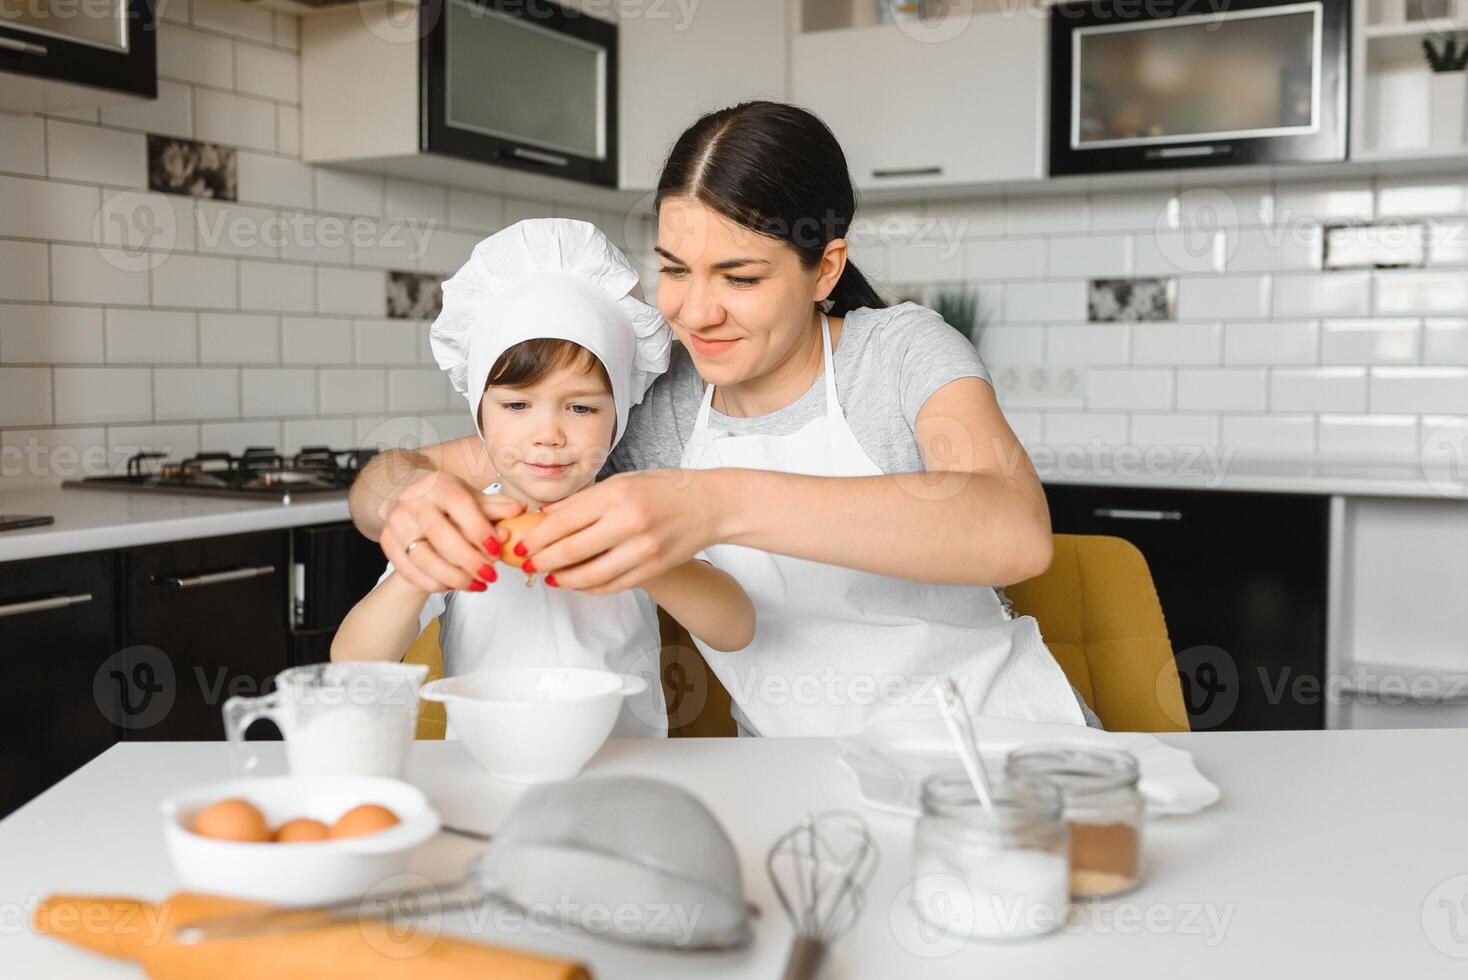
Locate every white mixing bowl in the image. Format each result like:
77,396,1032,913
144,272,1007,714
160,774,440,906
420,667,647,783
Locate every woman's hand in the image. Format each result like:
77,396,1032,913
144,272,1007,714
380,470,524,592
521,469,723,595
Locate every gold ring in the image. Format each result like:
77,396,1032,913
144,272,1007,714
405,538,428,553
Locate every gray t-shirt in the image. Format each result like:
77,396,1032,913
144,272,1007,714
607,302,990,476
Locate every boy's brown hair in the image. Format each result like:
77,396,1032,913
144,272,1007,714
486,338,611,392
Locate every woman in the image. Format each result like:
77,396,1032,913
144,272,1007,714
349,101,1099,736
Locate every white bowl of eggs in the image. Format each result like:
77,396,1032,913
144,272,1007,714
160,775,440,906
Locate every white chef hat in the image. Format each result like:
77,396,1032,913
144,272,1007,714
430,218,671,447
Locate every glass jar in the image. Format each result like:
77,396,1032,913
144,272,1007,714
911,771,1070,942
1006,747,1145,899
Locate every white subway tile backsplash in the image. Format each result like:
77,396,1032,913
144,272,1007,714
0,368,53,426
105,309,197,363
200,313,279,363
277,212,352,265
1270,367,1368,412
1320,319,1421,365
388,368,450,412
1221,414,1315,455
1377,177,1468,218
1043,411,1127,449
192,0,273,42
194,90,276,151
923,199,1003,239
1045,235,1131,278
315,170,382,216
1424,319,1468,364
1132,321,1221,365
1088,189,1174,232
1273,180,1374,224
1003,195,1087,236
152,253,238,309
277,106,301,158
235,42,300,103
45,121,146,187
385,180,448,224
885,241,962,283
100,80,193,138
97,191,196,254
274,12,299,49
0,112,46,176
1177,368,1267,411
106,423,199,466
418,228,486,276
282,417,354,453
351,218,421,269
354,319,420,364
318,267,385,316
237,152,313,209
1176,184,1273,228
1226,226,1322,273
1272,272,1369,318
976,325,1044,365
961,238,1045,280
319,368,386,414
1317,414,1418,457
154,367,238,419
1223,320,1319,366
1369,367,1468,415
200,419,281,454
240,260,314,313
1420,414,1468,464
1046,324,1129,365
0,241,49,302
1374,270,1468,316
0,426,109,480
1004,281,1086,323
157,23,233,88
1087,368,1173,410
54,367,152,424
282,316,352,363
242,367,316,416
0,176,100,243
1176,275,1269,320
1130,412,1220,449
0,306,103,364
1133,230,1227,277
448,190,503,232
52,245,149,306
193,201,280,258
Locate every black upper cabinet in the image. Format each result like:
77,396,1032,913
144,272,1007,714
1043,484,1330,732
421,0,618,187
0,0,157,108
119,530,291,742
0,551,119,817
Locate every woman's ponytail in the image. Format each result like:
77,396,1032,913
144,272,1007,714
825,260,884,318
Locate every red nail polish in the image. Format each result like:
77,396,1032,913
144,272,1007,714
484,536,501,556
467,580,487,592
545,574,558,587
477,563,495,580
513,542,527,558
521,558,536,574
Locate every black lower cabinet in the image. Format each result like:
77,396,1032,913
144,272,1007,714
119,531,291,741
0,552,120,817
1043,484,1329,731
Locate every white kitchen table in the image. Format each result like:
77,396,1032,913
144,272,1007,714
3,731,1466,978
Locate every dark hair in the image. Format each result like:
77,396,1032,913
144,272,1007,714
487,338,610,393
655,101,887,318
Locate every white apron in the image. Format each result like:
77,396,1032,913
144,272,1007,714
382,484,667,737
678,314,1084,737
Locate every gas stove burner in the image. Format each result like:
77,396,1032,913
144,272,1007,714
66,446,381,501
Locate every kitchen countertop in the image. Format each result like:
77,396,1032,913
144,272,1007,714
0,487,351,562
1033,451,1468,500
4,731,1466,978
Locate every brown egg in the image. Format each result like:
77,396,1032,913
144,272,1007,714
495,511,545,571
193,798,271,843
328,804,400,839
274,817,331,843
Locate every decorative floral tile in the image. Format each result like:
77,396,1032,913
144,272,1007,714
147,135,237,201
1088,277,1177,322
386,271,445,320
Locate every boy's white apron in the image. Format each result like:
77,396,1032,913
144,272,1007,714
677,314,1084,737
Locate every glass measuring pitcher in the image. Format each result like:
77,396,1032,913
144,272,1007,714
223,662,428,778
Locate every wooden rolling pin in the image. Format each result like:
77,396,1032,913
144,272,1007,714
35,892,592,980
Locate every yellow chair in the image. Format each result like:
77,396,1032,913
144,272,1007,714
1003,534,1190,733
403,620,447,740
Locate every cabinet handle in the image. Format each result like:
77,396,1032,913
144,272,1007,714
510,147,569,168
0,36,48,56
154,564,277,589
872,166,943,179
0,592,93,618
1092,507,1183,522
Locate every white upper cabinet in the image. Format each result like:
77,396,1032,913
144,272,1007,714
792,1,1047,191
618,0,791,190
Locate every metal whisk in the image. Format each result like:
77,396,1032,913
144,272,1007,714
766,811,880,980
